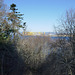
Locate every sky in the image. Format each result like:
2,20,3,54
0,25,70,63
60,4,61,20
4,0,75,32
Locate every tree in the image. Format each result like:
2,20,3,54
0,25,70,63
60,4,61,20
16,36,51,75
8,3,24,43
55,9,75,75
55,9,75,57
0,2,26,75
0,0,7,42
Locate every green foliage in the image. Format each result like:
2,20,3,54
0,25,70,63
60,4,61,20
0,3,25,43
8,3,24,43
10,3,16,12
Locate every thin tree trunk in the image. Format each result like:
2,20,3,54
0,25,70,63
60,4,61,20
1,54,4,75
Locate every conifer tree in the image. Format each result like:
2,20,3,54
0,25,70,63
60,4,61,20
8,3,24,43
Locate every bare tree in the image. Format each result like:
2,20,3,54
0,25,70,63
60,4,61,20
16,36,51,75
55,9,75,57
54,9,75,75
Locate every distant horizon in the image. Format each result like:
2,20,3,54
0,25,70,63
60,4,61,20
21,31,55,33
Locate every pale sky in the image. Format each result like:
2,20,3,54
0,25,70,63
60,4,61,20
4,0,75,32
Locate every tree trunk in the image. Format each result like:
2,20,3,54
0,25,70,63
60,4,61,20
1,54,4,75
